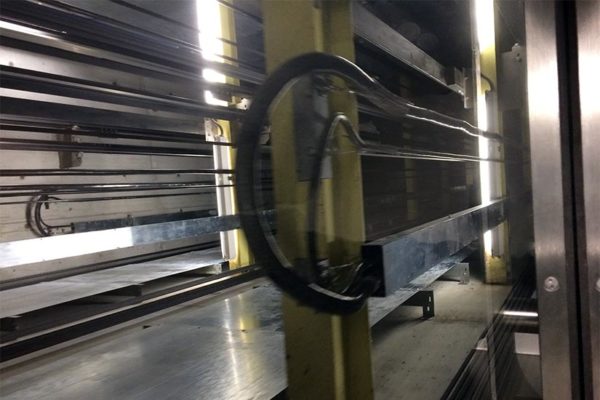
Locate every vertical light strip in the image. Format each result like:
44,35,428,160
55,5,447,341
196,0,238,261
475,0,495,253
197,0,227,105
475,0,495,54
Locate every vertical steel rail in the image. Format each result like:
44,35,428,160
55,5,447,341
575,1,600,397
524,2,581,398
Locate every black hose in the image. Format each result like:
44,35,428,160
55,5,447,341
236,53,385,314
26,194,72,236
236,52,504,314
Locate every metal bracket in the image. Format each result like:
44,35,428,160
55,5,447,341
402,290,435,319
58,132,83,168
441,262,470,284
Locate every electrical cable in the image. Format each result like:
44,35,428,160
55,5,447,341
27,0,264,72
236,53,386,314
236,52,506,314
0,138,217,157
26,194,72,236
0,120,233,145
1,182,230,197
1,190,217,206
108,0,265,58
0,169,234,177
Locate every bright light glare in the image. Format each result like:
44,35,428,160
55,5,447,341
196,0,238,263
478,99,491,206
502,310,539,318
0,20,51,37
483,229,492,254
204,89,228,107
196,0,224,65
475,0,495,52
196,0,227,106
476,0,494,255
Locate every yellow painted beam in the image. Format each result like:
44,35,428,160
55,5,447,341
262,1,374,399
474,0,509,283
217,0,253,268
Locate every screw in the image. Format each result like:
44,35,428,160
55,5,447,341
544,276,560,292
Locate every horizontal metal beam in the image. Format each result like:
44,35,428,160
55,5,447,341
0,2,265,84
363,200,505,295
0,169,233,177
0,214,241,271
0,138,214,160
0,45,253,101
353,3,464,96
70,210,216,233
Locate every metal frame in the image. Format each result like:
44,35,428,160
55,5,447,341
401,290,435,319
524,2,581,398
363,200,504,295
0,215,240,273
352,3,464,96
574,2,600,397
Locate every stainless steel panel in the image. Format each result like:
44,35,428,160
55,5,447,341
575,1,600,396
363,200,504,295
0,215,239,272
0,249,223,318
524,2,579,398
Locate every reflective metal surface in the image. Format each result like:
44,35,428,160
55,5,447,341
368,247,472,325
353,3,464,95
575,1,600,396
0,215,239,272
0,249,223,318
525,2,580,398
363,200,504,294
0,281,287,400
0,249,470,399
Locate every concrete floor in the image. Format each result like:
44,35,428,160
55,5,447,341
372,278,511,400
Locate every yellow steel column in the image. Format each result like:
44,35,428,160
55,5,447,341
215,0,253,268
474,0,509,283
262,1,374,399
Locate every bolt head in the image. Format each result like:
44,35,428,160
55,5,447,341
544,276,560,292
